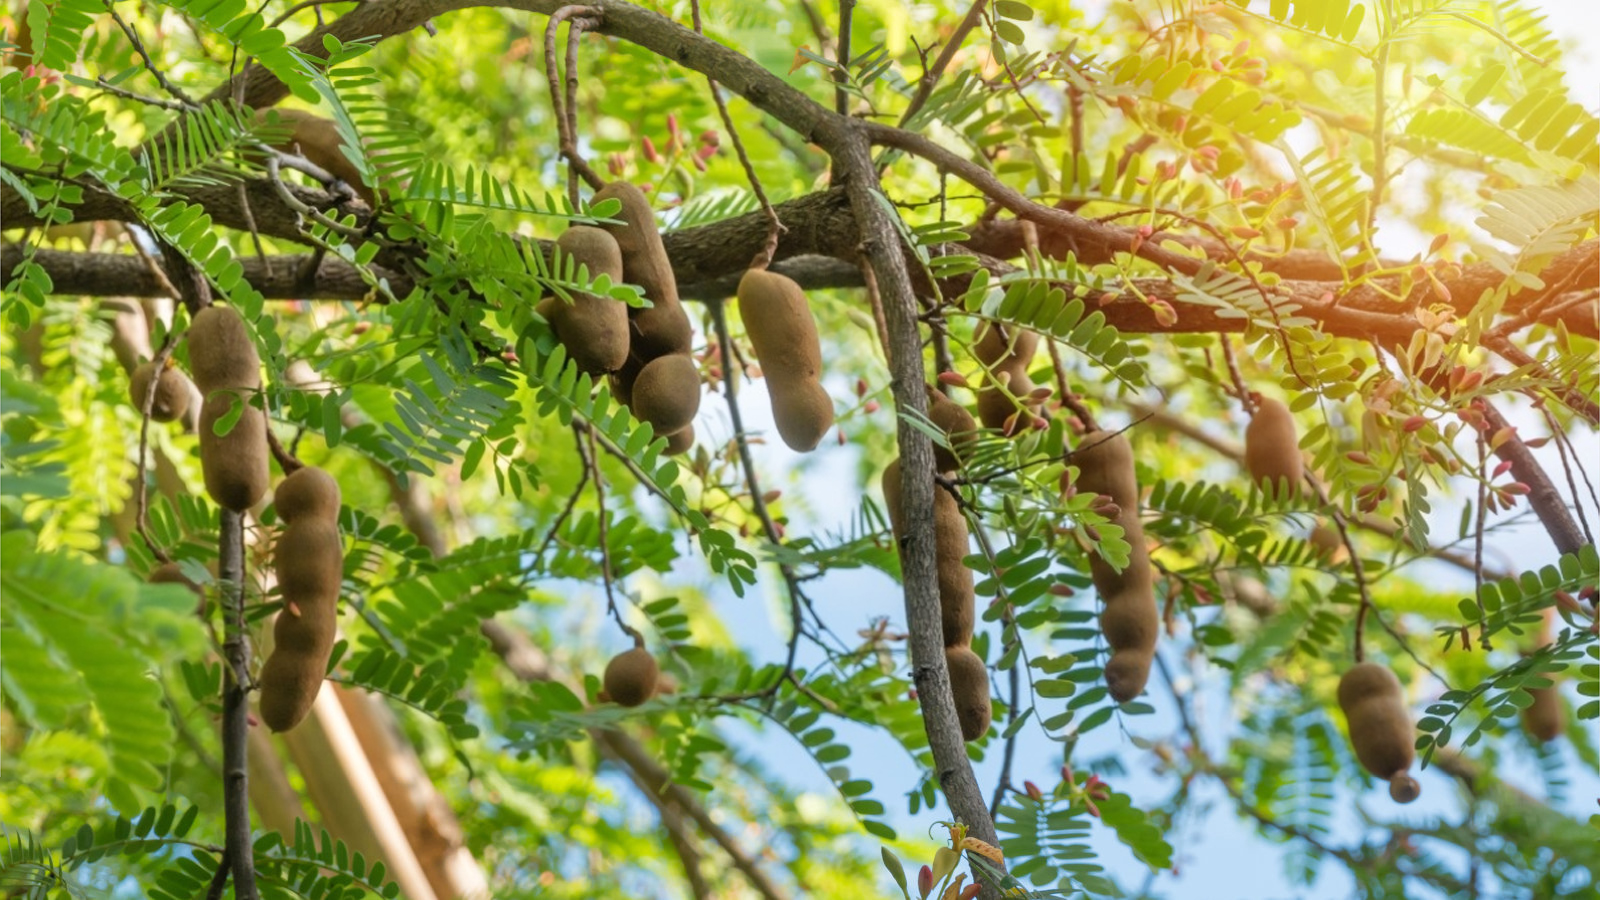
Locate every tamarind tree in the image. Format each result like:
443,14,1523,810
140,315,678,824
2,0,1597,898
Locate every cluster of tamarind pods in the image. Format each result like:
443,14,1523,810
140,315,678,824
129,108,1560,781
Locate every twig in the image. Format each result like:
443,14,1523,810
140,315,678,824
576,424,639,643
708,298,807,697
533,464,590,564
265,157,366,240
1539,405,1598,545
1474,433,1490,651
834,0,856,116
544,5,605,205
218,509,260,900
1045,338,1096,433
204,846,232,900
265,423,303,474
690,1,783,268
898,1,989,127
106,5,198,107
133,336,181,564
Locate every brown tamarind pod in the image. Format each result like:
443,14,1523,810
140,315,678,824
1337,662,1420,804
274,465,342,524
603,647,659,708
945,645,992,742
187,305,260,394
973,323,1039,431
1308,522,1348,565
934,496,976,647
737,269,822,383
630,354,701,436
738,268,834,452
926,386,977,472
593,182,691,360
882,459,975,647
1522,684,1564,743
256,108,374,207
768,380,835,453
259,466,344,732
663,423,695,456
548,226,630,375
129,360,192,423
1244,395,1303,497
198,392,270,512
1074,429,1158,704
609,353,643,408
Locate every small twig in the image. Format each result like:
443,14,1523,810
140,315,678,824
265,156,366,240
709,298,807,697
858,256,893,361
133,336,181,564
534,465,591,564
1473,433,1491,651
1045,338,1096,433
203,846,232,900
1219,336,1251,409
264,422,303,474
898,1,990,127
691,1,783,269
577,424,639,643
834,0,856,116
1539,405,1598,543
106,5,198,107
544,6,605,205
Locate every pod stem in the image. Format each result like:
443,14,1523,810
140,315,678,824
544,6,605,207
265,421,303,474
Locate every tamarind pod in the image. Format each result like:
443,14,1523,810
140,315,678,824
593,182,691,360
263,518,341,646
973,322,1038,369
1388,774,1420,803
926,386,978,472
882,458,975,647
945,646,992,742
273,465,342,523
1244,396,1303,497
663,423,695,456
1104,651,1153,704
1337,662,1419,801
187,305,261,393
768,379,835,453
259,505,343,732
736,268,823,385
1308,522,1348,565
549,226,630,375
630,354,701,435
1074,429,1158,704
934,491,976,647
129,361,192,423
198,392,270,512
256,109,374,207
1522,685,1564,743
609,353,643,408
603,647,659,708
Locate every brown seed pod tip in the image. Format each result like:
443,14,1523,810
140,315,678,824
770,380,834,453
129,361,191,422
630,354,701,436
1244,395,1303,493
1105,651,1152,704
274,466,342,523
603,647,659,708
945,646,992,742
187,305,261,392
663,424,695,456
1388,773,1420,804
